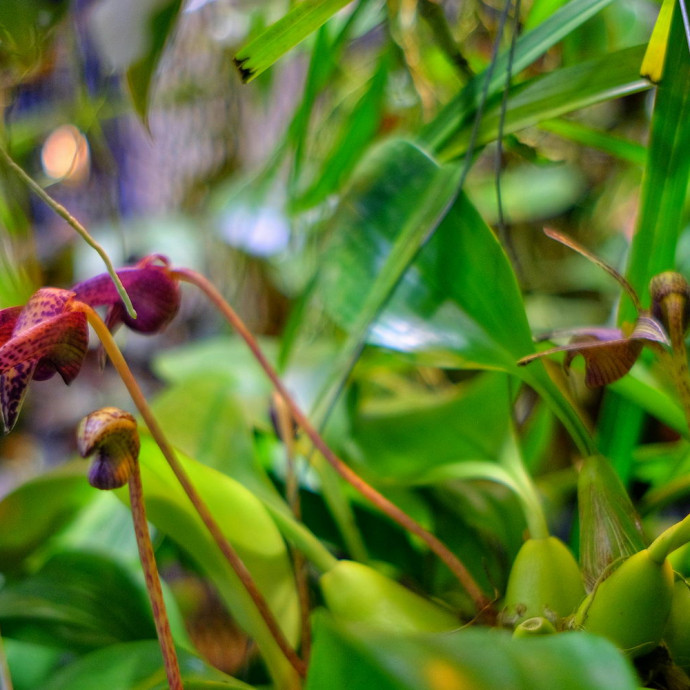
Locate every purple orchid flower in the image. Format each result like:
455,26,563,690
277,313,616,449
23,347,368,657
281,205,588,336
72,254,181,334
0,255,181,433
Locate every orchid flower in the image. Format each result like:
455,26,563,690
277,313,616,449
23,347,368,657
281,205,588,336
0,255,180,433
518,229,678,388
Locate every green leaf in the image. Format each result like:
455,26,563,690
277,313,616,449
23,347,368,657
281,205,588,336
120,435,300,690
89,0,183,123
622,4,690,322
0,550,157,650
0,465,94,571
42,640,254,690
234,0,354,83
306,612,639,690
313,139,593,452
293,48,391,209
440,45,649,160
419,0,619,156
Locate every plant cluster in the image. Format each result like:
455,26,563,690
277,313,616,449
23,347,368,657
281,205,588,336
0,1,690,690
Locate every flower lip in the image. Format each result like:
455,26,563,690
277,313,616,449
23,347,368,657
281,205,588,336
0,288,89,432
71,254,181,335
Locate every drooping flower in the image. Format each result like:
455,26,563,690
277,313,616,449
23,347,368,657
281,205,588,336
71,254,181,335
0,289,88,432
518,229,674,388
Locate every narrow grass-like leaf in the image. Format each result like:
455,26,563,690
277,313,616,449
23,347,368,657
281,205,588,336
440,45,649,160
419,0,618,155
126,0,182,124
539,119,647,165
234,0,353,83
622,4,690,323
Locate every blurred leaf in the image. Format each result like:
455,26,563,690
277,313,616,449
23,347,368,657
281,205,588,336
306,612,639,690
538,119,647,166
121,435,300,689
0,550,157,650
5,639,62,690
578,455,645,591
234,0,353,82
294,48,390,210
441,45,649,160
622,4,690,323
349,373,510,481
0,465,94,571
42,640,253,690
420,0,618,156
89,0,182,123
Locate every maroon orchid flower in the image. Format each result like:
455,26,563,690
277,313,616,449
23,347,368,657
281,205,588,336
0,289,88,432
0,254,181,433
71,254,180,335
518,229,671,388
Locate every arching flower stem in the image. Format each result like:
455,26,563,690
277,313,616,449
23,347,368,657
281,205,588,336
75,303,307,680
129,458,183,690
172,267,493,618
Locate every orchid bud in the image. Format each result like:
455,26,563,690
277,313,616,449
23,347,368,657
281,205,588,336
77,407,140,490
650,271,690,339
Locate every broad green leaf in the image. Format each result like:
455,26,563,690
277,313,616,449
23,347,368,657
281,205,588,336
122,435,300,690
440,45,649,160
306,612,639,690
5,639,63,690
88,0,183,123
234,0,354,83
0,465,94,571
622,4,690,322
0,550,157,649
349,373,510,481
419,0,618,156
42,640,253,690
314,138,593,452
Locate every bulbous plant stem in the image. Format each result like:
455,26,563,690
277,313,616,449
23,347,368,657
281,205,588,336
77,304,307,681
129,458,183,690
172,267,493,618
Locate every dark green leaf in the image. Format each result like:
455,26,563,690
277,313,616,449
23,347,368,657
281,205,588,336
42,640,253,690
0,465,94,571
0,550,157,650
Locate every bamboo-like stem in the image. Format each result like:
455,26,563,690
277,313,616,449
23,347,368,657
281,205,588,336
129,460,183,690
77,304,307,680
272,393,312,661
173,267,493,616
0,145,137,319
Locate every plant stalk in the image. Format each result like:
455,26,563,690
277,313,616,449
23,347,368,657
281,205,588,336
173,267,493,616
129,459,183,690
0,145,136,319
78,303,307,680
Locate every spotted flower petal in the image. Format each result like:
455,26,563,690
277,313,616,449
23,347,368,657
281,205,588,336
518,316,670,389
0,289,88,432
72,255,180,335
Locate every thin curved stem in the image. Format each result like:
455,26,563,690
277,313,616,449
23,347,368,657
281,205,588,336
129,460,183,690
0,145,137,319
77,303,307,680
173,267,493,617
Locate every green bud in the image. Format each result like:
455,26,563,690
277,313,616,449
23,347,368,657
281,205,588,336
664,578,690,671
513,617,557,638
320,560,459,633
574,549,674,657
502,537,585,626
